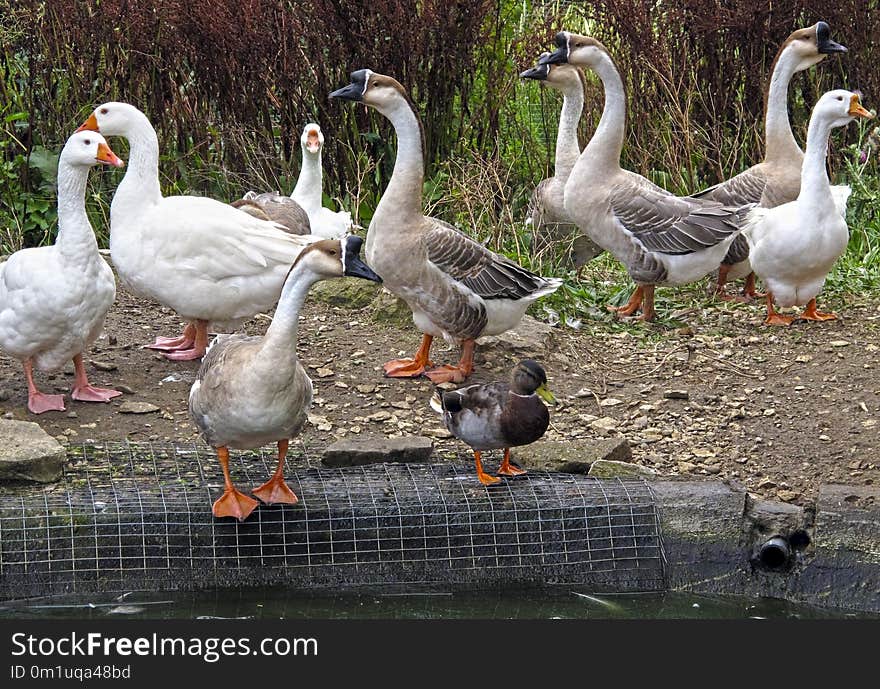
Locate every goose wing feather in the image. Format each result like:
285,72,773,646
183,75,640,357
609,180,749,256
690,168,767,206
424,219,558,300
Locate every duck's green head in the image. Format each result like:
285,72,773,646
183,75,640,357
513,359,556,404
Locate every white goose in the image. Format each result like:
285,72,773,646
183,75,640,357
540,33,752,321
520,56,602,268
692,21,847,299
744,90,872,325
291,123,353,238
189,236,381,521
0,131,124,414
330,70,561,383
77,103,319,360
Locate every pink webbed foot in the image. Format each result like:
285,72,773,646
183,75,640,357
144,324,196,351
163,346,207,361
28,392,66,414
72,385,123,403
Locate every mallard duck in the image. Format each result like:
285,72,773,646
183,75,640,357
540,33,752,321
0,131,124,414
744,90,872,325
521,55,602,269
77,102,319,361
230,191,311,235
291,123,354,239
431,359,555,485
330,70,561,383
691,21,847,300
188,235,382,520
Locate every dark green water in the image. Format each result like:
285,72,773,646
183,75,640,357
0,589,873,620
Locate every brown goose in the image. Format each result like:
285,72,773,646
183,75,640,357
330,70,561,383
541,33,752,321
188,236,381,521
691,21,847,300
521,56,602,269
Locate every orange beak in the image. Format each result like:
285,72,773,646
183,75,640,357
76,112,100,132
306,129,321,153
849,94,874,119
96,142,125,168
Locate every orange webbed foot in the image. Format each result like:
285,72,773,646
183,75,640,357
212,487,260,521
383,358,432,378
764,313,795,326
799,300,837,322
252,476,299,506
424,364,471,384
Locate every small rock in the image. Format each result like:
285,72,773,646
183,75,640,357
66,411,78,419
589,417,619,434
763,408,776,417
0,419,65,483
114,384,136,395
677,461,697,474
819,434,831,442
777,489,800,502
118,402,160,414
829,340,850,348
599,398,624,407
795,354,813,363
334,381,349,389
664,390,689,400
513,438,631,473
315,367,334,378
323,436,434,467
90,360,117,372
356,384,376,394
757,478,777,489
367,411,392,422
0,388,11,402
424,427,453,439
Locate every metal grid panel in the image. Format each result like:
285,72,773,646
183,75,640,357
0,442,666,599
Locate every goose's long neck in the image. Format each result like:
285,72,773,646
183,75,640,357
292,147,322,210
261,265,319,353
54,161,99,262
798,114,834,206
111,120,162,219
554,80,584,179
580,54,625,175
764,48,804,162
374,98,424,220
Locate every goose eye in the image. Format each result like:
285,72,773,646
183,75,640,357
84,139,91,145
837,96,843,101
329,250,337,256
100,108,108,114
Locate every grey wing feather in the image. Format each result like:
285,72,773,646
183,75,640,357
424,220,559,300
609,182,750,256
690,168,767,206
234,191,311,235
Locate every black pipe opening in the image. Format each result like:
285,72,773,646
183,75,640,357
758,536,792,571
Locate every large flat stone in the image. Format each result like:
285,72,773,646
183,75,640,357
588,459,656,479
310,277,382,310
478,315,555,358
0,419,65,483
322,436,434,467
511,438,632,473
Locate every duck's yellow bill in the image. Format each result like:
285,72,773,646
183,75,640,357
536,383,557,405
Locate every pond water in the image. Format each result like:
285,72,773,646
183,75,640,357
0,589,873,620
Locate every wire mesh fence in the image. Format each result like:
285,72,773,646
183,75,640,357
0,442,666,599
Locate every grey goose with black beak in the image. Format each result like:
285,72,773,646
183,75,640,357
330,69,561,383
188,235,381,521
688,21,848,301
520,54,603,270
538,32,753,321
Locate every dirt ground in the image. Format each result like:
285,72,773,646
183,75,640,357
1,278,878,507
